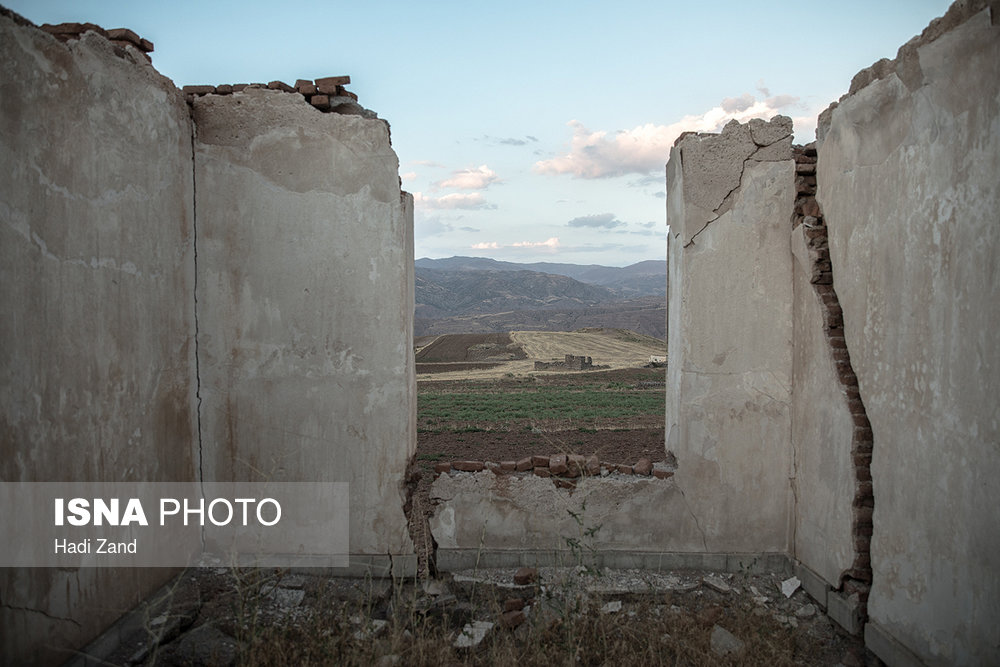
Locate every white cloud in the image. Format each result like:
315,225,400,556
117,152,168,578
412,160,445,167
414,192,495,210
401,171,417,181
534,92,802,179
568,213,625,229
512,237,560,249
435,165,501,190
471,241,500,249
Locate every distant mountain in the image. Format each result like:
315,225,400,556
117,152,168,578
415,268,621,320
415,256,667,297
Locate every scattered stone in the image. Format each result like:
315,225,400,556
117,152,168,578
158,624,240,667
600,600,622,614
710,624,745,657
703,575,731,594
266,586,305,609
513,567,537,585
454,620,493,648
504,597,525,612
352,618,388,640
781,576,801,598
422,579,447,596
500,609,526,628
634,458,653,476
795,603,817,619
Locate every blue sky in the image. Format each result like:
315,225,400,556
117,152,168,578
8,0,953,266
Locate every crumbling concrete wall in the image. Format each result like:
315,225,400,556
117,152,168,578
0,10,197,664
664,117,795,553
192,89,416,563
816,3,1000,663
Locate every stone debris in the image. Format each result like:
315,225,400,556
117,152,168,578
795,603,817,618
351,617,389,640
781,575,802,598
454,620,494,648
157,624,240,667
600,600,623,614
500,608,526,628
710,624,745,657
266,586,305,609
703,575,732,594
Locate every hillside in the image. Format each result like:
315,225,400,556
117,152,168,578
415,256,667,297
415,267,622,319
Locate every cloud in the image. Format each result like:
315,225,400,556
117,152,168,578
416,216,453,236
653,191,666,199
435,165,501,190
512,237,560,249
459,226,480,233
637,221,657,228
412,160,445,167
401,171,417,182
471,237,561,252
414,192,496,210
567,213,625,229
534,91,802,179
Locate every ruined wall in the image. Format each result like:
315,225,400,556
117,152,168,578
816,3,1000,663
664,117,795,553
0,10,197,664
192,89,416,564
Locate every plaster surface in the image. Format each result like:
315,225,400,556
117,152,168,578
665,118,795,553
0,13,196,665
818,7,1000,664
193,89,415,557
790,228,856,587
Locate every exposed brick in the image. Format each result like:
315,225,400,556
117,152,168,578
585,455,600,476
215,84,233,95
310,94,331,110
231,84,249,92
515,457,532,472
812,271,833,285
531,455,550,467
853,425,873,441
433,462,451,474
634,458,653,476
852,413,871,428
533,467,551,478
568,454,585,474
452,460,484,472
652,469,674,480
797,162,817,174
553,478,576,490
801,198,822,218
549,454,568,475
855,465,873,482
182,85,217,95
107,27,141,47
853,451,873,468
315,75,351,94
296,81,317,95
41,22,110,40
617,465,633,475
139,38,154,52
267,80,295,93
500,460,517,472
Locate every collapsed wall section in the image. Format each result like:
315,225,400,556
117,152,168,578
816,3,1000,663
192,89,416,567
665,117,795,553
0,10,197,665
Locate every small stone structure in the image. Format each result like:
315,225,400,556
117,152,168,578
533,354,596,370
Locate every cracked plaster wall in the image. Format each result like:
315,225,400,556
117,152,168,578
0,12,197,665
817,4,1000,663
192,89,416,559
665,117,795,553
1,10,416,664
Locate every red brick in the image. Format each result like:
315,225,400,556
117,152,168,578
515,457,532,472
533,467,551,478
267,80,295,93
634,458,653,476
652,469,674,480
296,80,318,95
452,460,484,472
548,454,568,475
231,84,249,92
568,454,585,475
139,38,154,52
585,455,600,476
513,567,537,585
504,597,525,612
215,84,233,95
531,455,550,467
182,85,216,95
107,27,141,47
337,88,359,101
501,609,526,628
801,198,822,217
617,465,633,475
433,462,451,474
315,75,352,94
41,22,109,40
310,94,331,110
500,460,517,472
